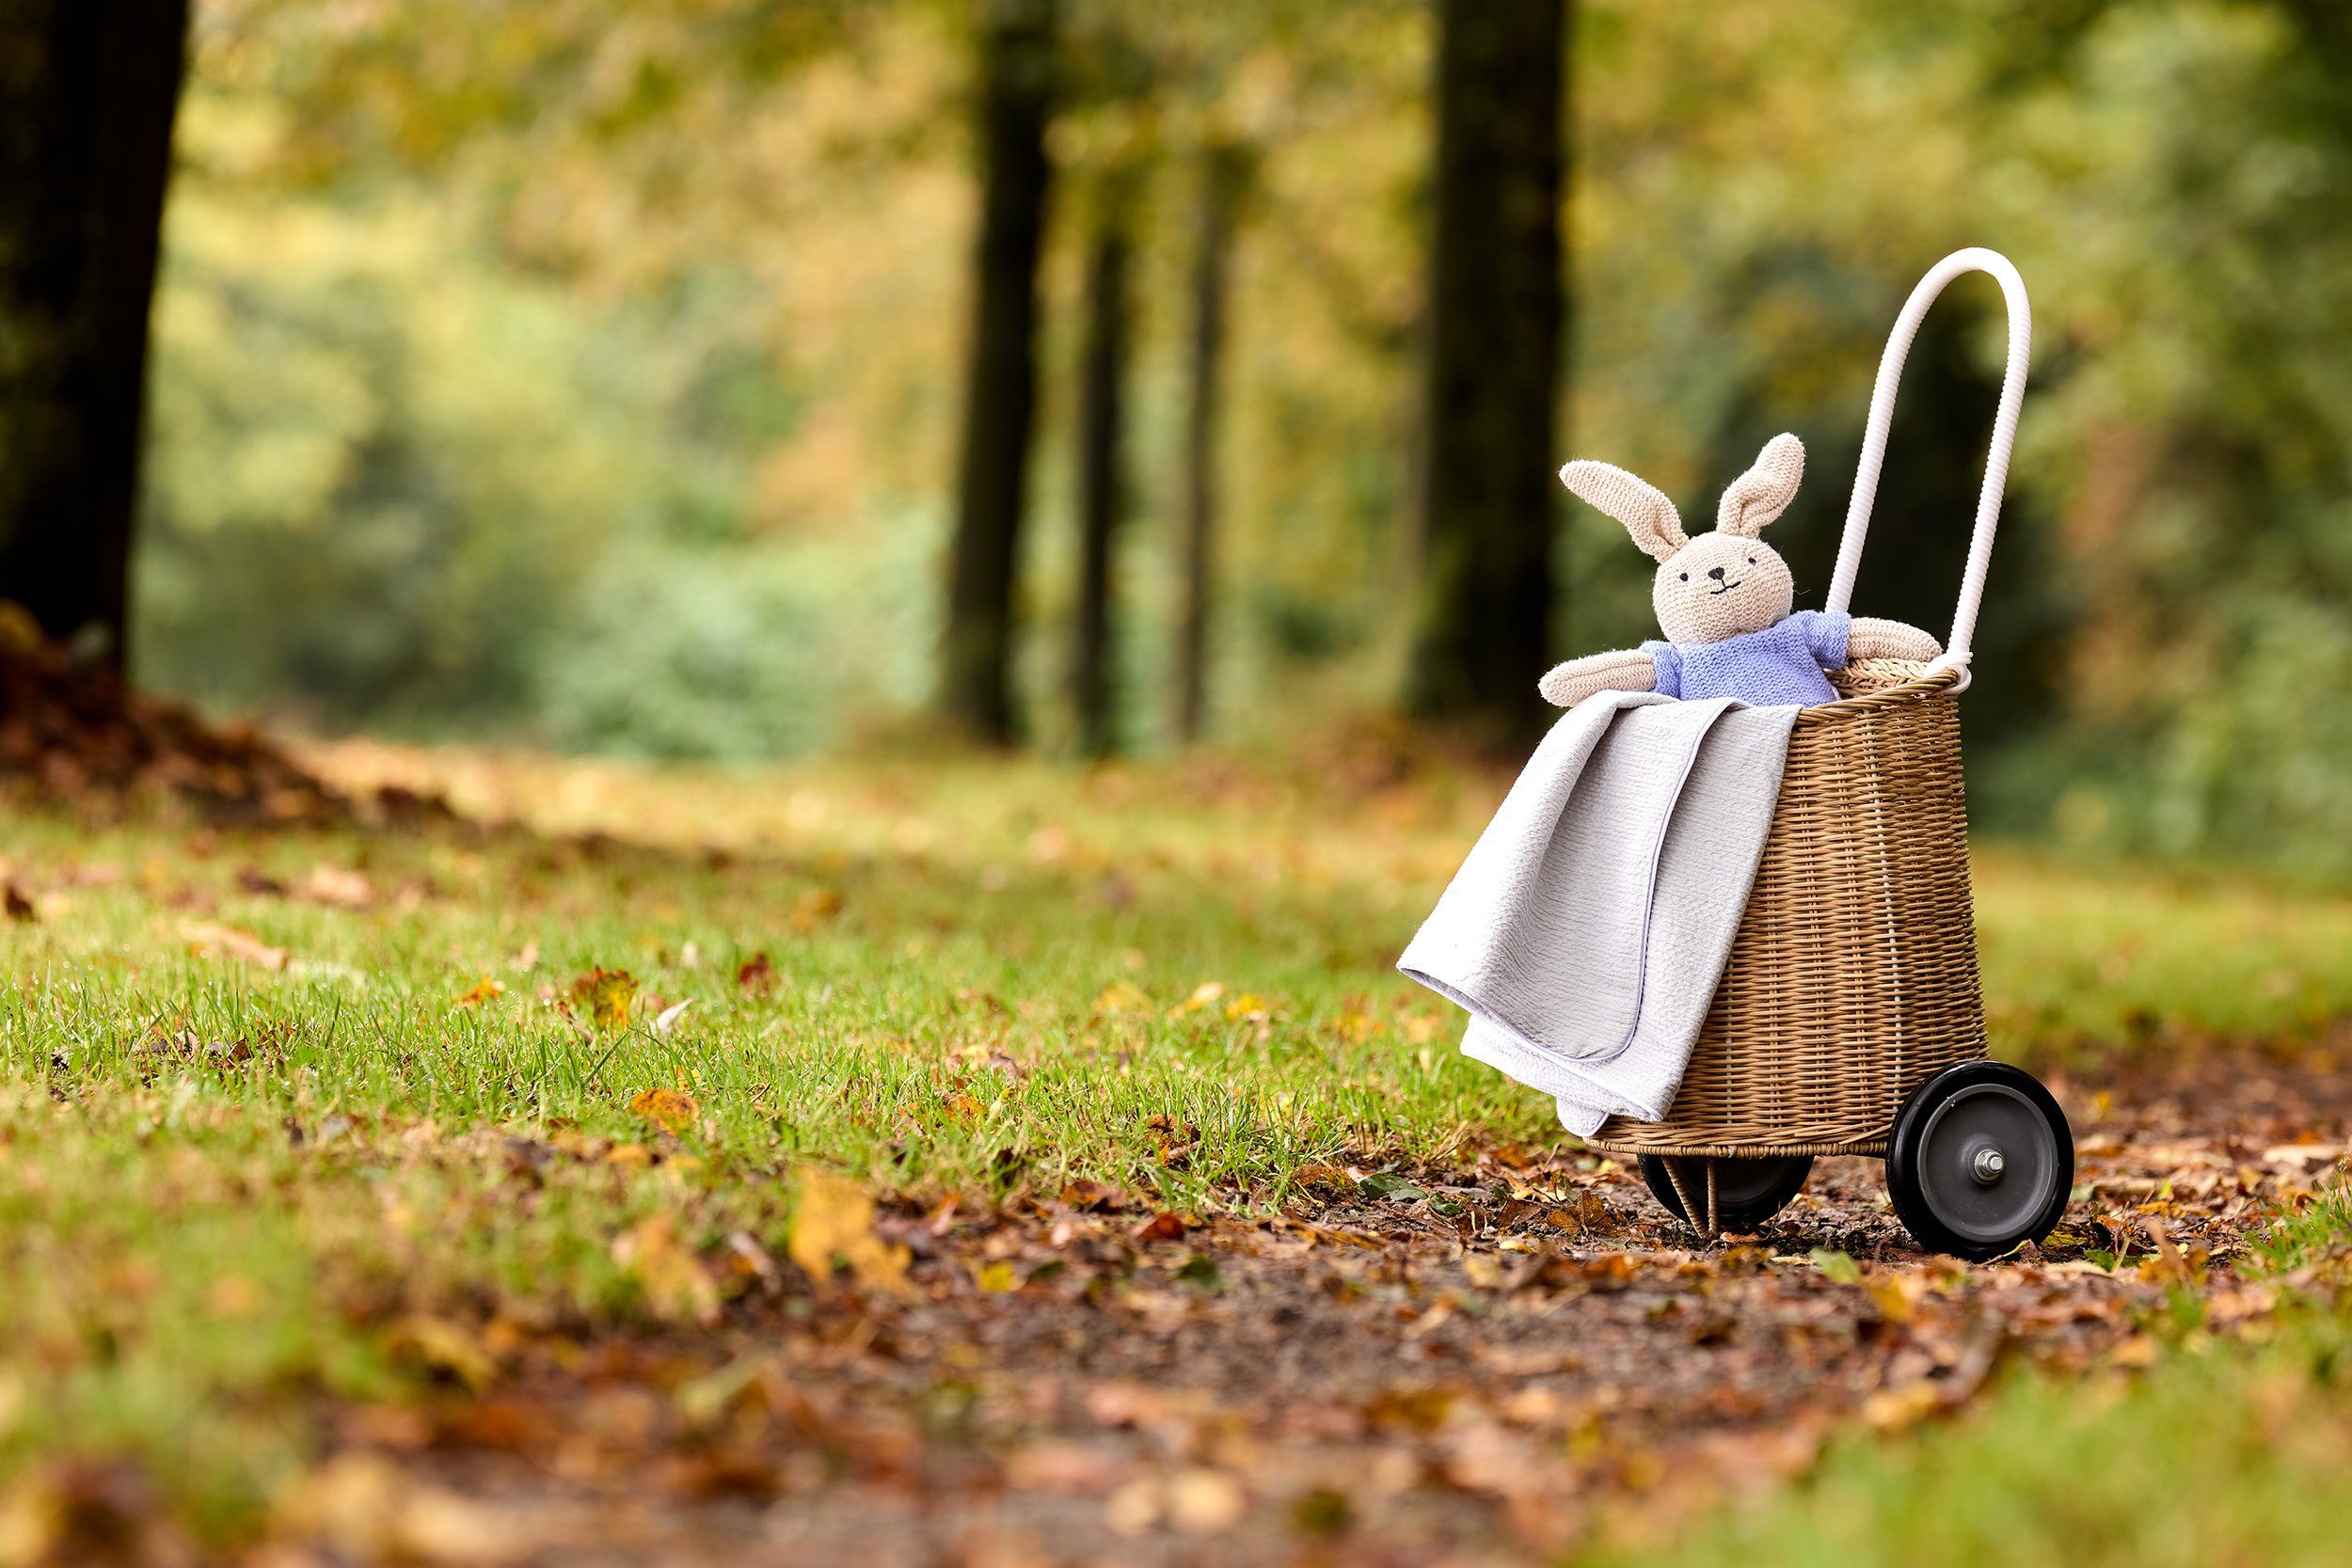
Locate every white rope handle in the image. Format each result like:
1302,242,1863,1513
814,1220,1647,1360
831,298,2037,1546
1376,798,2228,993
1822,247,2032,691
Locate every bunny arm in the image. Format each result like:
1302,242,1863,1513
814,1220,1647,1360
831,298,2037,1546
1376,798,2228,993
1846,616,1943,663
1537,648,1656,708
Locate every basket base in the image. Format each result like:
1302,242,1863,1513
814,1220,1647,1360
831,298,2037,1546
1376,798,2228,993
1586,1137,1886,1161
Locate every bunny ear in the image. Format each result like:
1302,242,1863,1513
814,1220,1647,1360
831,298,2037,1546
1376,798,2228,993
1559,460,1688,562
1715,433,1805,537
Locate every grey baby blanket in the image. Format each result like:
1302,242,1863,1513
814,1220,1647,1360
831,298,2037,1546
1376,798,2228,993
1397,691,1798,1135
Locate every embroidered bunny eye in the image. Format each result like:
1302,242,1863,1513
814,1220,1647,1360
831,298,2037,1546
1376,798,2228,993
1678,572,1688,581
1748,556,1757,564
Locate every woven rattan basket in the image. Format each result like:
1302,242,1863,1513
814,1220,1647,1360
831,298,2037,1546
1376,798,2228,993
1584,657,1983,1160
1565,251,2074,1258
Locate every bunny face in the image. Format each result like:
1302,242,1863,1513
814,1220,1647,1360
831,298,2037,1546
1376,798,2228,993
1560,432,1809,648
1651,533,1794,645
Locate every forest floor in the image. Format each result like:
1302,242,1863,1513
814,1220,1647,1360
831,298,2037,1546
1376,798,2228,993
1,737,2349,1567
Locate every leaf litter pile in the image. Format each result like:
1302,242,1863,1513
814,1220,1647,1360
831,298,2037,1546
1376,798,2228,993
261,1057,2349,1568
0,617,447,828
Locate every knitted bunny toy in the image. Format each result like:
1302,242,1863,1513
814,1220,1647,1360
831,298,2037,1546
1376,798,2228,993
1537,434,1941,709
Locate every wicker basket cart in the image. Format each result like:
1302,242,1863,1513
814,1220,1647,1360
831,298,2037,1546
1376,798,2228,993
1584,250,2075,1260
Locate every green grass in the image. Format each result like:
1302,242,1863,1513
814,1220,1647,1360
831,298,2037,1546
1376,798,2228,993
4,750,2352,1544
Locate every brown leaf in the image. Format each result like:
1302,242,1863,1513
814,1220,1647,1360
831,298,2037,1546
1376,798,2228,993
301,863,374,910
1059,1178,1124,1212
1165,1468,1248,1535
3,881,34,923
1685,1311,1740,1347
629,1087,701,1135
181,919,289,971
278,1452,532,1565
1005,1440,1132,1496
2137,1218,2207,1287
453,976,506,1006
736,951,777,993
723,1230,780,1292
569,968,637,1030
1141,1115,1201,1166
1525,1251,1638,1294
788,888,844,934
1134,1212,1188,1243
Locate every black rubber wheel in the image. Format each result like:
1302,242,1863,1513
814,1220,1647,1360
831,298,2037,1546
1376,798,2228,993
1886,1062,2074,1261
1638,1154,1814,1231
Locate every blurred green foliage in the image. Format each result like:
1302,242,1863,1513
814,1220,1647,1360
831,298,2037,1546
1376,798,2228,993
135,0,2352,872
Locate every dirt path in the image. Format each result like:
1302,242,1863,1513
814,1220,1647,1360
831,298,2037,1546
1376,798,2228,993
260,1048,2349,1568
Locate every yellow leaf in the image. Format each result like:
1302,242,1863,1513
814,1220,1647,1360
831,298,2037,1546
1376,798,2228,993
973,1259,1020,1292
1864,1274,1922,1323
1092,980,1151,1017
388,1315,497,1392
611,1212,719,1324
453,976,505,1006
1223,992,1264,1020
1170,981,1226,1018
1861,1381,1942,1432
787,1166,909,1293
629,1087,700,1134
1461,1254,1507,1289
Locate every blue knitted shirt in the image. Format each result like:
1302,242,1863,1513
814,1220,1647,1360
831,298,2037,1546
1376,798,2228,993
1643,610,1851,708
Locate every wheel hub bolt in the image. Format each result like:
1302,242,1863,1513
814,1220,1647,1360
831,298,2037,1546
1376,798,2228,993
1972,1147,2006,1183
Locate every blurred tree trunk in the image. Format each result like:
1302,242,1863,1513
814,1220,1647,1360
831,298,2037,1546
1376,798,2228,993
1073,186,1134,761
1175,143,1247,747
1069,180,1133,759
942,0,1057,746
1406,0,1565,745
0,0,191,670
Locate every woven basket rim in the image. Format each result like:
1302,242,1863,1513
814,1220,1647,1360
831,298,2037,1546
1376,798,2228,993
1793,661,1962,728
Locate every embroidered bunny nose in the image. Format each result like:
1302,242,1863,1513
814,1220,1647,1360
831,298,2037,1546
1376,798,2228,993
1707,566,1727,581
